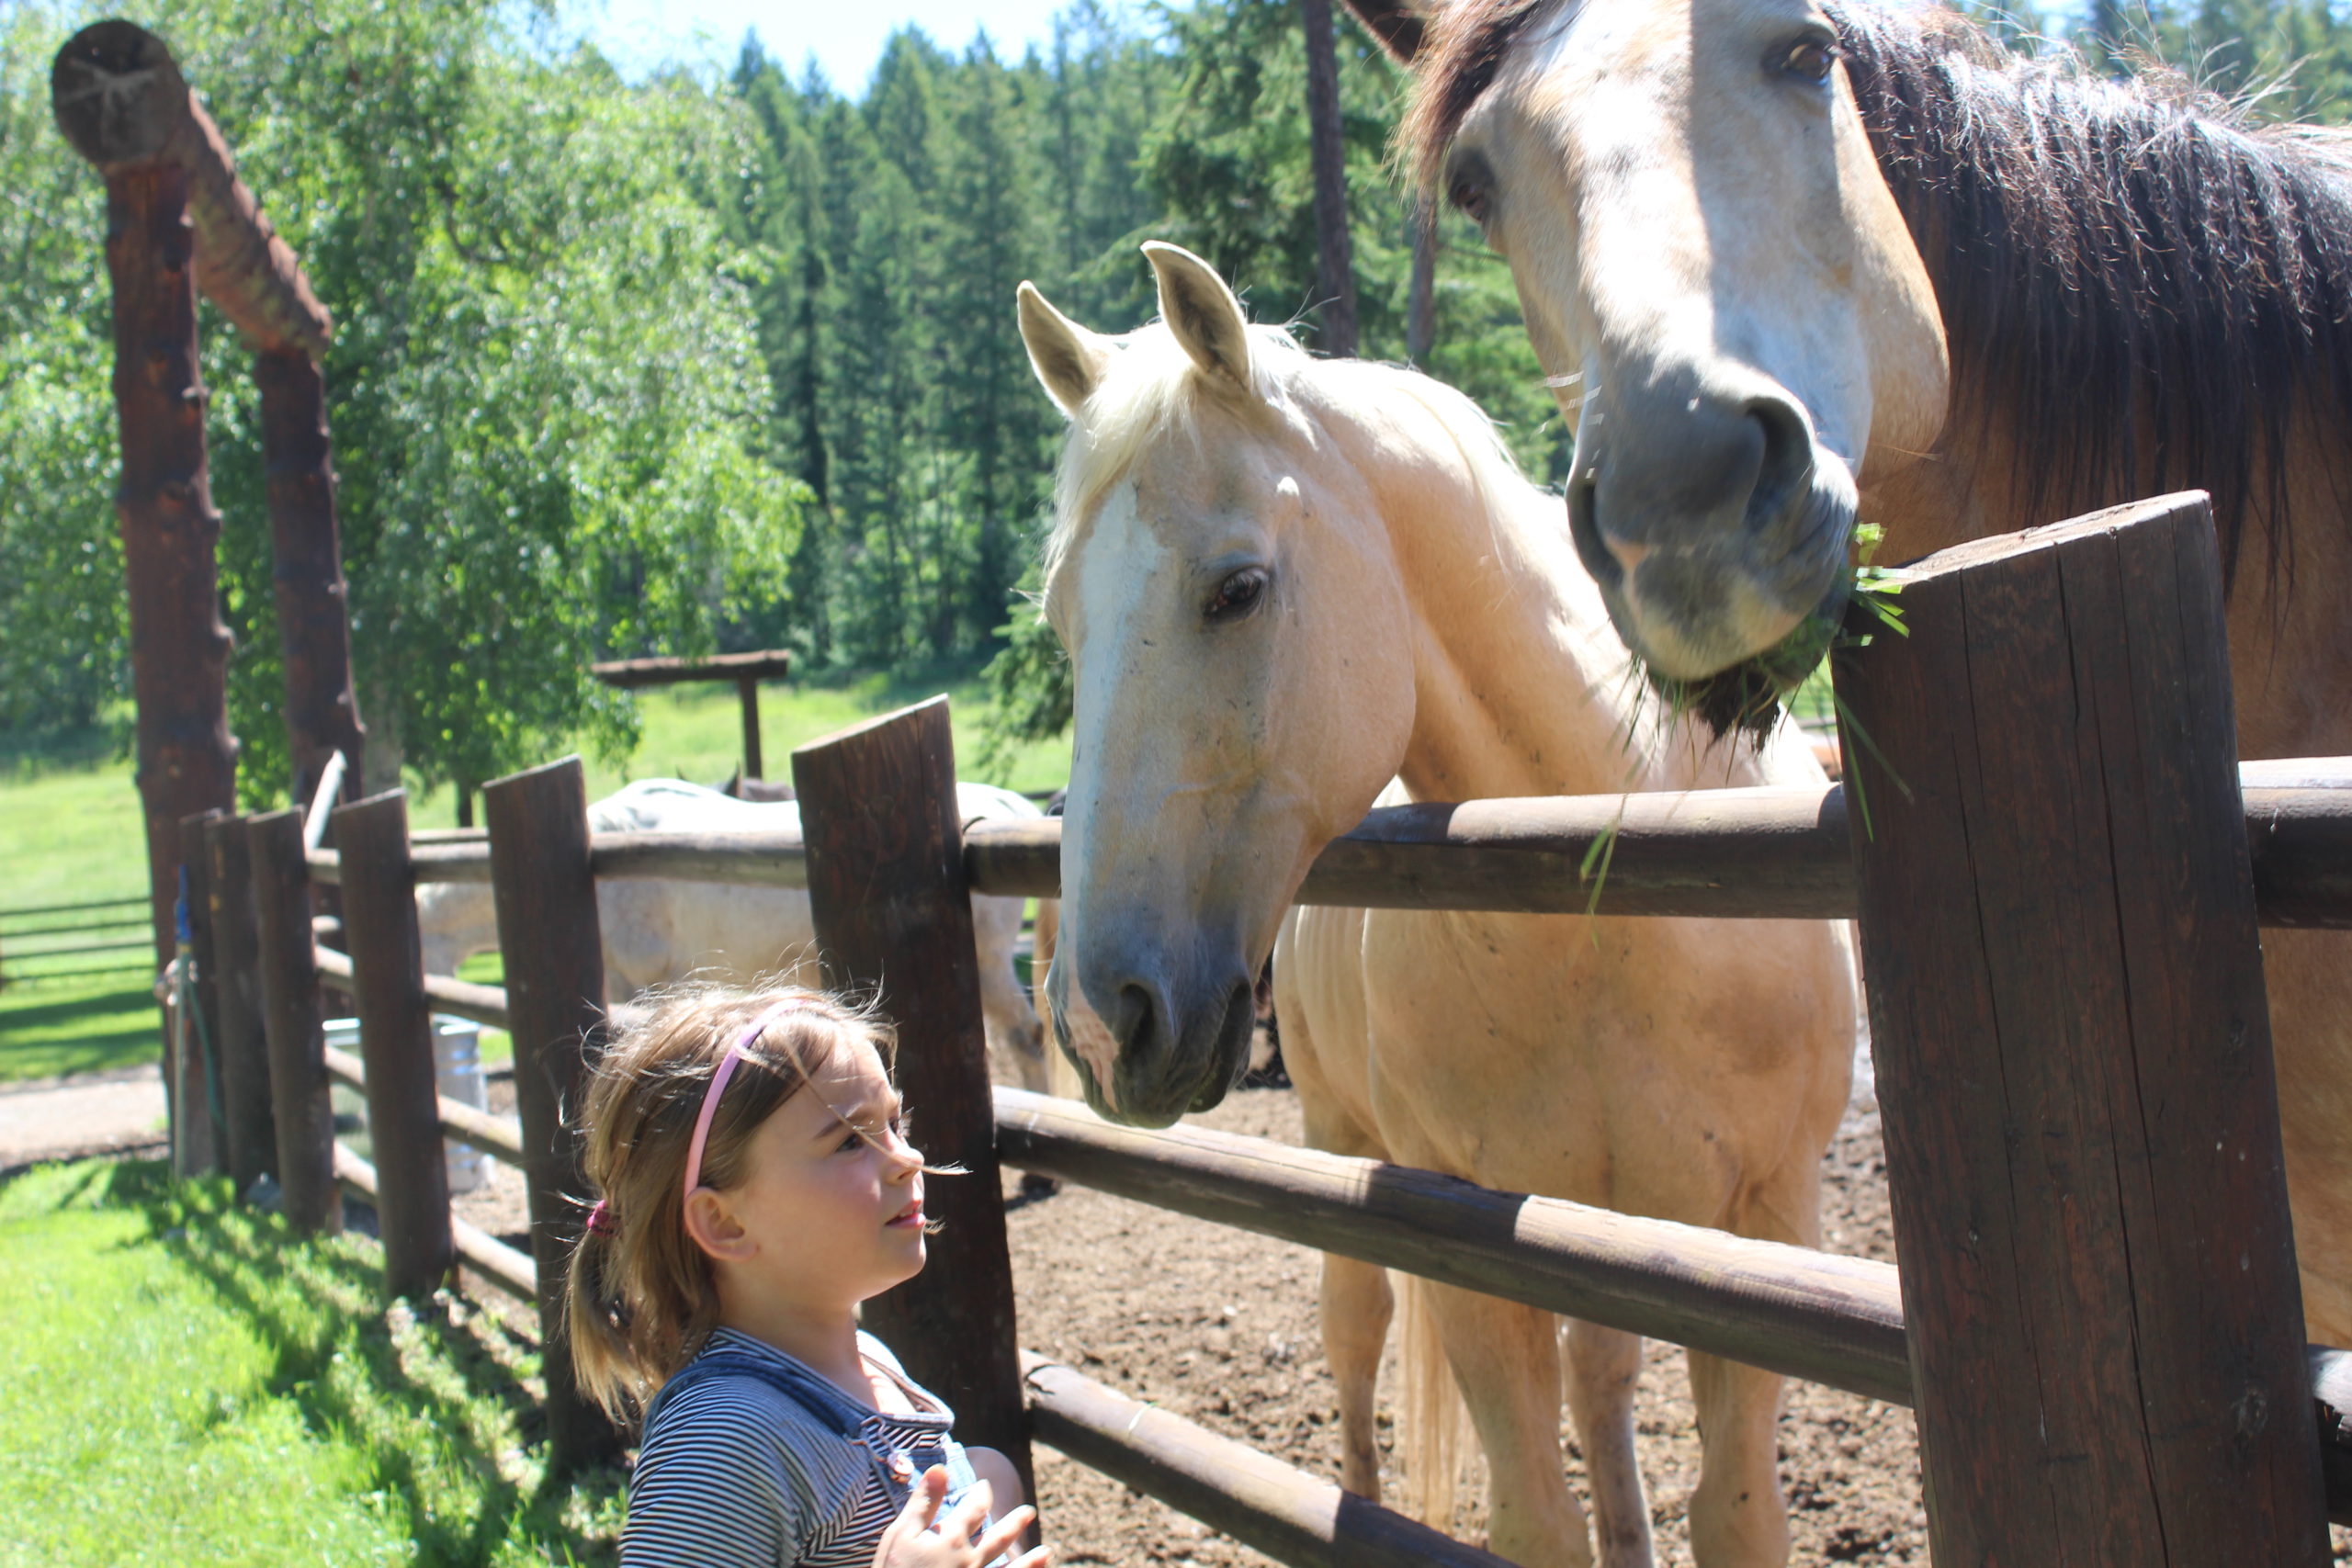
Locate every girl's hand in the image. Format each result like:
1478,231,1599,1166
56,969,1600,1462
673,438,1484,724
874,1467,1052,1568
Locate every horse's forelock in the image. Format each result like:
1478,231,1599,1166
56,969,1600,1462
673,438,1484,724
1044,323,1310,587
1401,0,1558,182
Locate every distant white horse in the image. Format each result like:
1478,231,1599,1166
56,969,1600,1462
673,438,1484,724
416,779,1049,1091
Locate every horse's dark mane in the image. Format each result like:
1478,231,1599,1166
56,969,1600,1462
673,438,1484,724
1408,1,2352,592
1833,4,2352,590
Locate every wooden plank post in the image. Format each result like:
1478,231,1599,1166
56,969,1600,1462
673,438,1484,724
1832,494,2326,1563
204,812,277,1194
739,673,764,781
176,809,225,1175
484,756,626,1475
247,807,339,1234
795,697,1033,1499
334,789,453,1298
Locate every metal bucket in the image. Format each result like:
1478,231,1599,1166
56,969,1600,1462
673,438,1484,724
326,1014,492,1192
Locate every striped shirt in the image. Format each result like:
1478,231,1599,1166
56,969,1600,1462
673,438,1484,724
620,1329,986,1568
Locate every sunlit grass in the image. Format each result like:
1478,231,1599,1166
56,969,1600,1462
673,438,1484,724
0,1157,623,1566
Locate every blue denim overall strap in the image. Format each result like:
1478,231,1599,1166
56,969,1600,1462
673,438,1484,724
644,1349,871,1439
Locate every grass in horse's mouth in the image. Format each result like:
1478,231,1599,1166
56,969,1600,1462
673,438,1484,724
1635,526,1907,745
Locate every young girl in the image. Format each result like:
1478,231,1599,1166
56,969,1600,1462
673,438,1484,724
568,987,1053,1568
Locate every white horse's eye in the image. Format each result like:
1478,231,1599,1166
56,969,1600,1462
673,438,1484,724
1204,567,1270,624
1774,36,1838,85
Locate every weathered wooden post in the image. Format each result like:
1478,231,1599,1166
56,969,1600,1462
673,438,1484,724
1833,493,2327,1563
52,19,360,929
247,808,340,1234
257,348,364,817
203,812,276,1194
485,757,625,1474
796,697,1034,1499
56,27,237,969
334,790,453,1298
175,809,226,1175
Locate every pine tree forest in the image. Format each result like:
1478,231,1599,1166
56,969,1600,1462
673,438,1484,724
5,0,2352,797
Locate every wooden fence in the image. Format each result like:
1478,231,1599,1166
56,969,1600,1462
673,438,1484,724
181,495,2352,1563
0,893,150,987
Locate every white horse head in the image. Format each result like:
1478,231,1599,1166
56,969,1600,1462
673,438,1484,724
1389,0,1946,681
1019,244,1420,1124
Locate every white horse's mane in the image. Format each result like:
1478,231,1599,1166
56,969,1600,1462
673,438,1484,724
1043,319,1543,586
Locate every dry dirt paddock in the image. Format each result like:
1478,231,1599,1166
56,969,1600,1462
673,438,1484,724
998,1081,2352,1568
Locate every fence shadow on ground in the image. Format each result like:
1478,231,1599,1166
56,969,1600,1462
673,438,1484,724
88,1158,626,1566
0,980,160,1081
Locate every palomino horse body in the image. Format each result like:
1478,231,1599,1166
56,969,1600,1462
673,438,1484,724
1382,0,2352,1345
1019,243,1857,1567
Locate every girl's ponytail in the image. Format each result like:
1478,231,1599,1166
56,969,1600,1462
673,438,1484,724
565,1206,639,1421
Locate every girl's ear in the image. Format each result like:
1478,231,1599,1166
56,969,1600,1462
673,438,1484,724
684,1188,756,1263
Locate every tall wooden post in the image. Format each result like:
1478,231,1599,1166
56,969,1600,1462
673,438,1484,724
204,812,276,1193
335,790,453,1298
247,808,339,1234
485,756,625,1475
176,809,225,1174
54,20,348,939
256,346,363,814
55,19,239,969
1833,494,2326,1563
795,698,1033,1500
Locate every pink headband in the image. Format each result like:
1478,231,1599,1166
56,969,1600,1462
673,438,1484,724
683,997,803,1218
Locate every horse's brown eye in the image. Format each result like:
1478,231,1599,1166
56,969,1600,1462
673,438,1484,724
1205,567,1269,623
1448,172,1490,224
1776,36,1837,84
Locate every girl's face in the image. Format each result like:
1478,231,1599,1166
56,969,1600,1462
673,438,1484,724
694,1033,928,1313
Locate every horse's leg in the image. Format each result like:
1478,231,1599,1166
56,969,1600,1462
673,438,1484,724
1423,1281,1590,1568
1685,1175,1811,1568
1323,1248,1394,1498
1683,1351,1788,1568
1565,1320,1652,1568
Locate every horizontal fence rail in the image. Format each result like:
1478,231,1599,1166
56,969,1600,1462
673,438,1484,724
971,773,2352,925
321,1043,526,1166
299,763,2352,927
1022,1352,1516,1568
330,1141,535,1299
998,1089,1912,1404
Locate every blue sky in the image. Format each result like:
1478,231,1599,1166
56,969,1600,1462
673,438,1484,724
569,0,1142,92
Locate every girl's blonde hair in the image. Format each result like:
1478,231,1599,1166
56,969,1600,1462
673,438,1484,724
563,984,897,1424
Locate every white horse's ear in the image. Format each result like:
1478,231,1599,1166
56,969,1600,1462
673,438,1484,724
1144,242,1253,392
1018,280,1113,417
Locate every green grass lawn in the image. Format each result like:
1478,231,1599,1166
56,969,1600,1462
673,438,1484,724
0,1157,623,1566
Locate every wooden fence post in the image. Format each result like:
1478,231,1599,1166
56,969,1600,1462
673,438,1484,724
1832,494,2326,1563
485,756,625,1475
176,808,225,1175
247,808,339,1234
204,811,276,1194
795,697,1033,1500
334,789,453,1298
